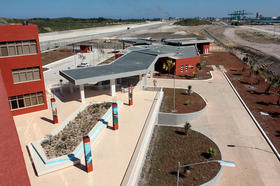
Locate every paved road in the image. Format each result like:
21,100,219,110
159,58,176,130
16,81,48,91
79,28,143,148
148,70,280,186
241,25,280,36
223,27,280,60
39,21,167,51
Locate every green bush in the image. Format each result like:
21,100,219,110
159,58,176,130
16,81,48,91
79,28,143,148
208,147,217,158
185,99,191,105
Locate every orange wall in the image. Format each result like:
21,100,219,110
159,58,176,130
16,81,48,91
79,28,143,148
0,24,47,115
175,56,200,75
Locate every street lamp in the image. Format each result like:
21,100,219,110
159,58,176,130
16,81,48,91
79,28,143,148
172,63,177,112
176,160,235,186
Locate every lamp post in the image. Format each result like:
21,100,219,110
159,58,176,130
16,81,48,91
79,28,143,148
176,160,235,186
172,65,176,112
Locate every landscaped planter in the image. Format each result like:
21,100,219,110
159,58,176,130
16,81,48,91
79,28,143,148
27,101,122,176
158,90,208,125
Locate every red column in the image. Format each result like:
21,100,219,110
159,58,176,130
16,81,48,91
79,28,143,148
83,136,93,172
128,84,133,106
51,98,58,124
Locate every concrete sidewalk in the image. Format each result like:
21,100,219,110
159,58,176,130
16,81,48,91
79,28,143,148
14,88,156,185
148,71,280,186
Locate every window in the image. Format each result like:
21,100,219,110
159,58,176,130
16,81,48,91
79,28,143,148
185,65,188,72
0,40,37,57
181,65,183,72
8,92,44,110
12,67,41,83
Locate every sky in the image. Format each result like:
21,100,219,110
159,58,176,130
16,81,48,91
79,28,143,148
1,0,279,19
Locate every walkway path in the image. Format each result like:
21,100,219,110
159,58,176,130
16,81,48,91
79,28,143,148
148,71,280,186
14,88,156,185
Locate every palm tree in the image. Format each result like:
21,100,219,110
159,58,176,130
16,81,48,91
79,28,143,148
248,58,255,85
163,59,175,76
242,56,248,72
195,62,202,78
184,122,191,136
265,76,279,94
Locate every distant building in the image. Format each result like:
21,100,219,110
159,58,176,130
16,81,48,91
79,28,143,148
0,24,47,115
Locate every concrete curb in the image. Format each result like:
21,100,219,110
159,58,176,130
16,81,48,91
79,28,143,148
222,71,280,161
121,89,164,185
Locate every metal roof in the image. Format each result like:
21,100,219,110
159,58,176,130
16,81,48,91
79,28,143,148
119,39,153,45
60,45,198,85
164,38,214,46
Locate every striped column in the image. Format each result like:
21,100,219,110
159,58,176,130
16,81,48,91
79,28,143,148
83,136,93,173
51,98,58,124
128,84,133,106
112,102,118,130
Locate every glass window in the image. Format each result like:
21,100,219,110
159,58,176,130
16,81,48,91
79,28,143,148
37,93,44,104
16,45,23,55
30,44,37,53
1,47,8,56
26,69,34,81
18,98,25,108
185,65,188,72
23,45,29,54
31,93,38,105
13,72,20,83
10,100,18,109
8,46,16,56
24,95,31,107
33,68,40,80
19,71,27,82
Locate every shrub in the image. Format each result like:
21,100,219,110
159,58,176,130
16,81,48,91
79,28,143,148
185,99,191,105
208,147,217,158
187,85,192,95
184,122,191,136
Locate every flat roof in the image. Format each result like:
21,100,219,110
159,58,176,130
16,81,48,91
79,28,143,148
60,45,198,85
119,39,153,45
164,38,214,45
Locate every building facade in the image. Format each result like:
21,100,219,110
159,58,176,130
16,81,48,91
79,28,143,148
0,24,47,116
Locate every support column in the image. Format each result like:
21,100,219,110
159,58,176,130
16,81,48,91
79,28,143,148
139,75,143,90
69,83,74,93
112,102,118,130
83,136,93,173
80,84,85,103
110,79,116,97
144,73,148,88
51,98,58,124
150,71,153,78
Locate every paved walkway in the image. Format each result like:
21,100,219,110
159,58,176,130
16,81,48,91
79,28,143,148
14,87,156,185
148,71,280,186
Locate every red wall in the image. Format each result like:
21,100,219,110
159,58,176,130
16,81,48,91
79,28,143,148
80,45,91,53
0,70,31,186
175,56,200,75
0,24,47,116
203,43,210,54
115,53,124,59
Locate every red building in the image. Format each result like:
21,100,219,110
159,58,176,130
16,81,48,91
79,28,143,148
0,70,30,185
0,24,47,116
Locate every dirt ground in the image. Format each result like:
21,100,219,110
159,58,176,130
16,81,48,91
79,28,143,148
41,49,75,66
235,29,280,45
160,88,206,114
139,126,221,186
203,52,280,152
